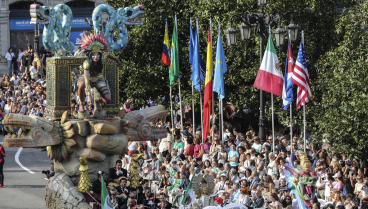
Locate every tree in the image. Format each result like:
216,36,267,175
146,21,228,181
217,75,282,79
105,0,363,153
311,1,368,159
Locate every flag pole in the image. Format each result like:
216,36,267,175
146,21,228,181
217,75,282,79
210,18,215,142
271,93,275,152
196,18,204,140
218,22,224,142
269,26,275,152
290,102,293,152
302,30,306,152
176,15,183,131
190,18,196,136
166,19,174,132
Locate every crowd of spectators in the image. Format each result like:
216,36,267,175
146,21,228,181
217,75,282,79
89,117,368,209
2,46,368,209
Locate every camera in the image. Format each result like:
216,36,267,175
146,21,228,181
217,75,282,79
42,170,50,175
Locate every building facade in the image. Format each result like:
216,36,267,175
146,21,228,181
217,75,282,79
0,0,106,75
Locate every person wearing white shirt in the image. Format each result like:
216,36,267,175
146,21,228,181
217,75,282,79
30,61,38,79
10,73,20,87
17,48,24,72
5,48,15,76
236,187,251,206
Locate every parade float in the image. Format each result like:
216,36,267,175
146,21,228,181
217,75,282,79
3,3,168,209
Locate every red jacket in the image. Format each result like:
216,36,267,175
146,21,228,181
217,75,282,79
0,145,5,164
184,144,194,157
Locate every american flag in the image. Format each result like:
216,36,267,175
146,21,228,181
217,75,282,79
291,40,312,109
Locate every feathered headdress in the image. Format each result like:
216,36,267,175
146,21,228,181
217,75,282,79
77,31,108,54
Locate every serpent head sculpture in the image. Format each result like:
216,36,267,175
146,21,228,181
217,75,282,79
30,3,145,53
283,151,318,209
93,4,145,52
3,105,167,182
30,4,51,24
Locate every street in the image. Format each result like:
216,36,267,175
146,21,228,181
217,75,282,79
0,136,51,209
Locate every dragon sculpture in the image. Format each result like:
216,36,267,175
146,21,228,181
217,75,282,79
283,151,318,209
3,106,167,208
30,3,145,53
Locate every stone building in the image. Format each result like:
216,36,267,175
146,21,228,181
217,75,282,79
0,0,105,75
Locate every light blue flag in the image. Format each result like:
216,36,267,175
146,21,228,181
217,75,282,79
191,29,202,92
213,28,228,100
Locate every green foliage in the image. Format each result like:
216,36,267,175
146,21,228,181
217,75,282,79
312,1,368,159
105,0,366,157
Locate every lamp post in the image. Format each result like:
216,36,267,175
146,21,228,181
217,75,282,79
32,0,39,57
225,0,299,142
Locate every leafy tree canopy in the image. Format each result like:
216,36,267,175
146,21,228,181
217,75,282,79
105,0,366,158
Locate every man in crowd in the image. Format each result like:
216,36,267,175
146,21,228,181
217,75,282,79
108,160,127,184
249,189,264,209
116,178,130,198
141,163,155,181
136,179,149,196
151,153,162,173
195,157,203,174
159,193,172,209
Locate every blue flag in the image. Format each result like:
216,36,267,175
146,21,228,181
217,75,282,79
282,41,295,110
213,28,227,100
191,28,202,92
189,22,194,64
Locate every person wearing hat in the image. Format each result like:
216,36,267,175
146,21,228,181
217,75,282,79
215,173,228,192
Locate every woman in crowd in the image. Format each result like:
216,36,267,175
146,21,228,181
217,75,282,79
27,45,34,67
5,48,15,75
269,192,282,209
238,146,246,162
193,138,204,158
168,171,182,192
236,186,250,206
252,136,262,153
160,171,173,188
224,180,233,195
281,195,292,209
202,160,212,171
17,48,24,73
217,145,227,165
209,136,222,160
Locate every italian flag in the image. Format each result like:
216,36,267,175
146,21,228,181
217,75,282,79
253,34,284,97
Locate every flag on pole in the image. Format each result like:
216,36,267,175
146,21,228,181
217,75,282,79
189,20,206,85
181,169,197,206
213,26,227,100
191,28,202,92
203,25,213,141
100,172,111,209
253,34,284,97
170,21,180,85
189,20,194,64
161,21,170,66
292,40,312,109
282,40,295,110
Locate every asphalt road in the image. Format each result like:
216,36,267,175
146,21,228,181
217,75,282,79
0,136,52,209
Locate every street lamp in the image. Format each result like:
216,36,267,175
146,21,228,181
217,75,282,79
273,23,287,49
287,19,301,42
238,23,252,42
225,3,299,142
258,0,267,7
224,26,238,46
